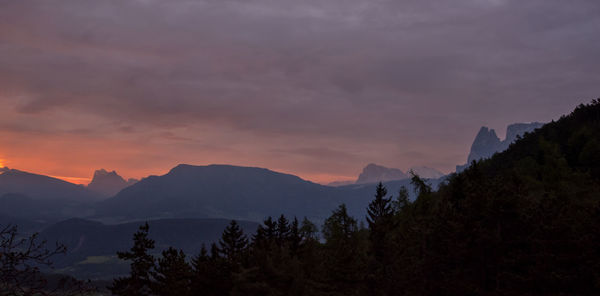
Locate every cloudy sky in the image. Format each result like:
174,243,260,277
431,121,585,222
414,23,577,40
0,0,599,184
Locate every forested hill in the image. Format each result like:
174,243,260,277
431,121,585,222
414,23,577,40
419,100,600,294
108,100,600,296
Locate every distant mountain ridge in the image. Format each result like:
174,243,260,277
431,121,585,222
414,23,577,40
87,169,138,197
335,164,443,187
0,168,99,201
97,164,342,222
456,122,544,172
356,163,408,184
0,168,101,222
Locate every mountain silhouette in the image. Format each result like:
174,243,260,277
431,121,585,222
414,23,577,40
0,169,101,222
95,164,445,223
0,168,100,201
97,164,343,221
356,163,408,184
87,169,138,198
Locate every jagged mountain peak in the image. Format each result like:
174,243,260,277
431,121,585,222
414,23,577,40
87,169,137,198
457,122,545,172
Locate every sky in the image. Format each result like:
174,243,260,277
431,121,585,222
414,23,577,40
1,0,599,184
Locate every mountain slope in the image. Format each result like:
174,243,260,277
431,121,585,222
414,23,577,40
394,100,600,294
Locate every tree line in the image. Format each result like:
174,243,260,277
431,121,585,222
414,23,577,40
109,181,415,296
111,100,600,296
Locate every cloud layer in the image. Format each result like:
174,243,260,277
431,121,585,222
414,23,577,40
1,0,599,183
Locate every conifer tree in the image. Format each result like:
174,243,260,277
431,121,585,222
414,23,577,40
263,216,277,241
366,183,395,295
299,217,319,241
192,243,234,296
394,185,410,212
110,222,155,296
289,217,302,254
219,220,248,265
322,204,367,295
152,247,192,296
276,214,290,246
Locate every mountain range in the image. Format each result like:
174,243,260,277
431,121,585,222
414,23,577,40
0,168,100,201
329,164,445,187
95,164,439,223
0,119,558,282
0,163,441,225
0,121,541,225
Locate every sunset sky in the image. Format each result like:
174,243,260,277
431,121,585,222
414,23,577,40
1,0,599,184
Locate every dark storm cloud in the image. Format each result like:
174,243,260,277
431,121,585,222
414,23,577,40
1,0,599,180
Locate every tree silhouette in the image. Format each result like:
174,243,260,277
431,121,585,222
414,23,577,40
110,222,155,296
218,220,248,265
152,247,192,296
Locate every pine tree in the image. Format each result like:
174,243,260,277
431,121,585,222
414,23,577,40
366,183,395,295
219,220,248,265
190,245,210,295
263,216,277,241
289,217,302,254
110,222,155,296
276,214,290,246
152,247,192,296
366,182,393,228
192,243,233,296
299,217,319,241
394,185,410,212
322,204,367,295
366,182,393,261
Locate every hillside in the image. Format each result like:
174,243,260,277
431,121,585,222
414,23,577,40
392,100,600,294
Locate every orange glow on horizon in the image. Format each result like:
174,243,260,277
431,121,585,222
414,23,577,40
49,175,92,185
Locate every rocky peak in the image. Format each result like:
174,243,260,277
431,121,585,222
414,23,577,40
458,122,545,172
467,127,502,164
87,169,137,198
356,163,408,184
